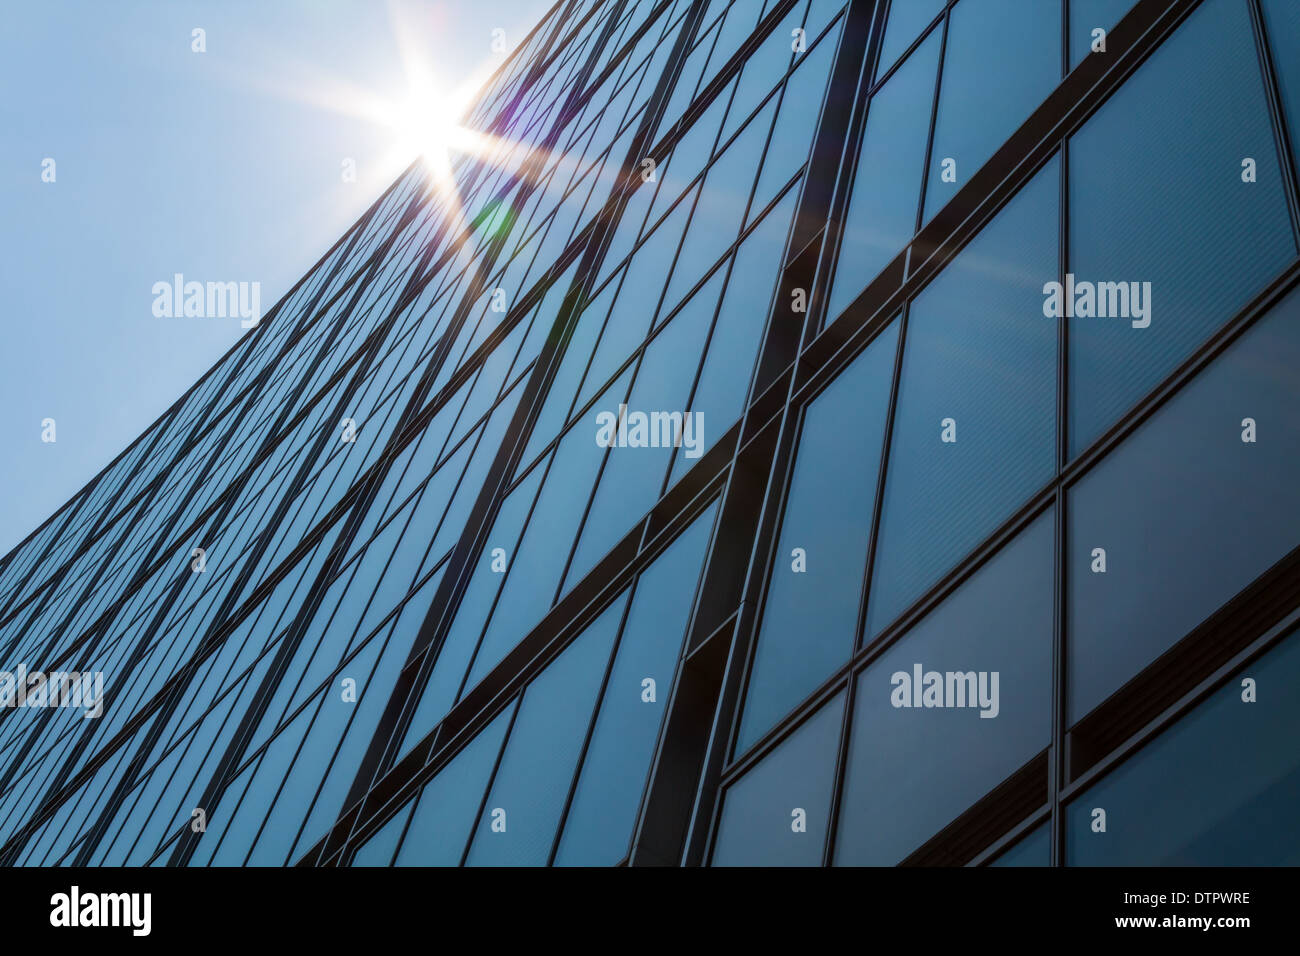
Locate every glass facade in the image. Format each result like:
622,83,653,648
2,0,1298,868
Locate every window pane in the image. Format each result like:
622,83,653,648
464,596,623,865
803,0,845,43
1069,0,1139,70
393,702,514,866
352,802,413,867
751,22,840,215
657,17,720,137
922,0,1060,223
718,4,800,145
521,277,614,466
649,92,729,227
669,184,800,484
989,822,1050,867
867,158,1058,638
1067,285,1300,724
836,510,1054,866
563,281,718,590
712,692,845,866
737,318,899,753
580,207,689,410
465,397,614,688
398,462,546,752
875,0,945,80
1067,632,1300,866
827,28,940,325
661,107,773,314
555,503,718,865
1067,0,1296,456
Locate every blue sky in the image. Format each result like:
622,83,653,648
0,0,553,557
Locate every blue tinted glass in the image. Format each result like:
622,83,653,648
565,277,719,590
990,823,1050,867
522,278,616,466
827,28,940,325
1067,0,1296,456
751,23,840,215
661,108,774,313
190,762,256,867
610,182,697,346
876,0,946,79
1067,285,1300,724
803,0,845,42
649,90,729,228
395,703,515,866
600,182,654,283
1069,0,1139,70
657,18,719,136
1067,633,1300,866
208,705,313,865
465,394,615,688
718,4,801,145
353,803,413,867
737,319,899,753
712,692,845,866
576,269,659,415
398,463,546,752
835,511,1054,866
867,158,1058,638
704,1,763,87
669,184,800,484
555,503,718,865
464,597,623,865
516,259,579,373
1261,0,1300,181
289,580,448,861
922,0,1060,223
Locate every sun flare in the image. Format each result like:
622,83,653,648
383,86,466,177
215,0,530,231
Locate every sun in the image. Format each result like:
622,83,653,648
379,86,461,179
222,0,519,219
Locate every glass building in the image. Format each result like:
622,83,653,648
1,0,1298,867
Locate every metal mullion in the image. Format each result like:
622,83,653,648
910,0,948,244
689,0,885,862
1050,97,1070,865
452,421,567,704
184,187,517,842
548,375,634,611
818,307,907,862
34,705,166,867
821,671,852,868
1058,608,1300,807
2,499,344,862
1247,0,1300,244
